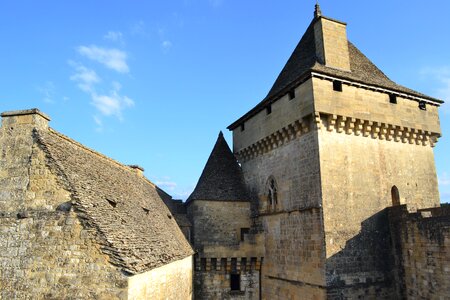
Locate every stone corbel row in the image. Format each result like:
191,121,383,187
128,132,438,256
194,256,263,272
324,114,439,146
237,118,311,162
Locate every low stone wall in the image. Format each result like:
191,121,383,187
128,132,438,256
128,255,193,300
388,205,450,299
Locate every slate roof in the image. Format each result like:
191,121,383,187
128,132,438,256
228,16,443,130
35,127,193,274
186,132,249,203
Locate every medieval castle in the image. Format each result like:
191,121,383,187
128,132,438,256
0,4,449,300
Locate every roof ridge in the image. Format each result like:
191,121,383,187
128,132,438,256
47,127,157,189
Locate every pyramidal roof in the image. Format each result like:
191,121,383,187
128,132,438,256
187,132,249,203
228,7,443,130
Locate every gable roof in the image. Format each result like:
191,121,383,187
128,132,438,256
228,16,443,130
35,127,193,274
186,132,249,203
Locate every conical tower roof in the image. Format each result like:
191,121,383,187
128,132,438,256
187,132,249,203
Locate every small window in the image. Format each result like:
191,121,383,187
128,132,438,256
391,185,400,206
240,123,245,131
389,94,397,104
241,257,247,271
419,101,427,111
333,81,343,92
240,228,250,241
230,273,241,291
221,258,227,272
211,258,217,271
267,177,278,211
288,90,295,100
266,105,272,115
250,257,257,270
231,258,237,272
201,258,207,271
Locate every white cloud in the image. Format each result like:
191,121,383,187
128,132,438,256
69,61,101,92
91,91,134,120
104,31,124,44
37,81,56,103
421,66,450,113
439,172,450,186
77,45,129,73
155,181,178,191
130,20,148,37
69,61,134,121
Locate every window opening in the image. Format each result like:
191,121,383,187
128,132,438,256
230,273,241,291
211,258,217,271
200,258,207,271
266,105,272,115
106,198,117,208
419,101,427,110
333,81,343,92
391,185,400,206
389,94,397,104
240,123,245,131
268,178,278,211
240,228,250,241
288,90,295,100
231,258,237,272
241,257,247,271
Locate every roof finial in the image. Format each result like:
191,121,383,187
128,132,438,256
314,1,322,18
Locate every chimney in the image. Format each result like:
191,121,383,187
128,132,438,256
1,108,50,130
313,7,351,72
128,165,145,176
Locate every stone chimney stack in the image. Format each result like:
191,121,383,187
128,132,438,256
313,6,351,71
1,108,50,131
128,165,145,176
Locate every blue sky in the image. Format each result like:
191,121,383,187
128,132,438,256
1,1,449,202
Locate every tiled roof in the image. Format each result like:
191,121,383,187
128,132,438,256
186,132,249,203
35,128,193,274
228,16,443,130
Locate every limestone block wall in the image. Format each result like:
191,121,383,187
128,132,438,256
388,205,450,299
239,132,326,298
187,200,251,249
193,257,261,300
128,255,193,300
313,77,441,298
0,211,128,299
232,79,314,152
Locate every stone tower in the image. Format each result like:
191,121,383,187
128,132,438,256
186,132,264,299
227,5,442,299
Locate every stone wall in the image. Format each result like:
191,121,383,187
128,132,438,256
239,130,326,298
193,257,261,300
388,205,450,299
0,211,128,299
313,76,441,298
128,255,193,300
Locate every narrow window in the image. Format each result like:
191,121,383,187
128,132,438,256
240,228,250,241
333,81,343,92
288,90,295,100
419,101,427,111
251,257,257,270
241,257,247,271
211,258,217,271
391,185,400,206
142,207,150,215
231,258,237,272
389,94,397,104
230,273,241,291
221,258,227,273
240,123,245,131
267,177,278,211
200,258,207,271
266,105,272,115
